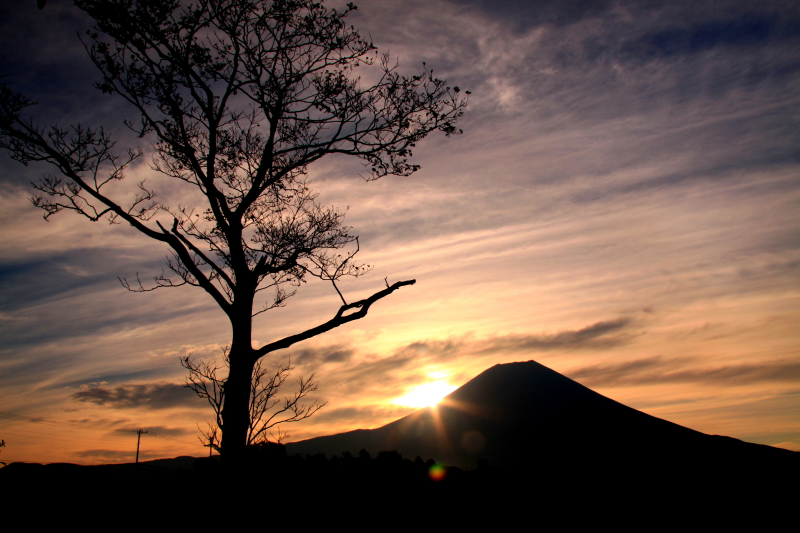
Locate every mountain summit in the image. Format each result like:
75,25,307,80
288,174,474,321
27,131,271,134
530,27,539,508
287,360,794,472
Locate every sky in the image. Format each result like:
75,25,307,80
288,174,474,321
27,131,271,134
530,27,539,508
0,0,798,464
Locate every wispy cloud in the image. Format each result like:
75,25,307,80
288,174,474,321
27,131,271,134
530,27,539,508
72,382,203,410
110,425,191,438
310,405,412,425
75,448,157,462
568,356,800,388
292,346,356,365
473,317,636,354
318,317,638,395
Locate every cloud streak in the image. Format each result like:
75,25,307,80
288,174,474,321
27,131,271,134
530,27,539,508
72,382,204,410
111,425,191,438
320,317,638,395
568,356,800,388
472,317,636,354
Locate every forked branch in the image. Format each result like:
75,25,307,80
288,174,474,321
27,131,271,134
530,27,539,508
254,279,416,359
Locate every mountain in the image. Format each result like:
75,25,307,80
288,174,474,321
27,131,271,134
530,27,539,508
286,360,796,475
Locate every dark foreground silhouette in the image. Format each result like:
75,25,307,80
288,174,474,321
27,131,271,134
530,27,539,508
2,361,797,523
2,444,796,524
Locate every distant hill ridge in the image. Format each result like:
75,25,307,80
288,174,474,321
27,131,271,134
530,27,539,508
286,360,796,470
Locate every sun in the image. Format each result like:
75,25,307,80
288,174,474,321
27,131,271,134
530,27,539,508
392,380,458,408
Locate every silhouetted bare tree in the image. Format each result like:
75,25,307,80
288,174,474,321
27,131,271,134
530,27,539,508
0,0,466,466
182,348,325,451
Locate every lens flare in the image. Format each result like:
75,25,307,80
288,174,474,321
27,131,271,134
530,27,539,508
428,463,446,481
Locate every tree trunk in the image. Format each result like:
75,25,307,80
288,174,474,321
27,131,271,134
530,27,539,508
220,305,255,470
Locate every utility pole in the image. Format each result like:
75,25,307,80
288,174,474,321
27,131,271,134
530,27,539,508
135,429,148,472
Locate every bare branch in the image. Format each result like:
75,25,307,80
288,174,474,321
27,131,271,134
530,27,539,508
197,422,221,454
181,354,226,433
255,279,416,359
183,351,326,450
118,269,190,292
246,360,327,446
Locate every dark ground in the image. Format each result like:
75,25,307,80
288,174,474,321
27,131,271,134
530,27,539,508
2,446,796,526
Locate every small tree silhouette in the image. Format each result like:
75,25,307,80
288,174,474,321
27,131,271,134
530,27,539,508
182,347,325,451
